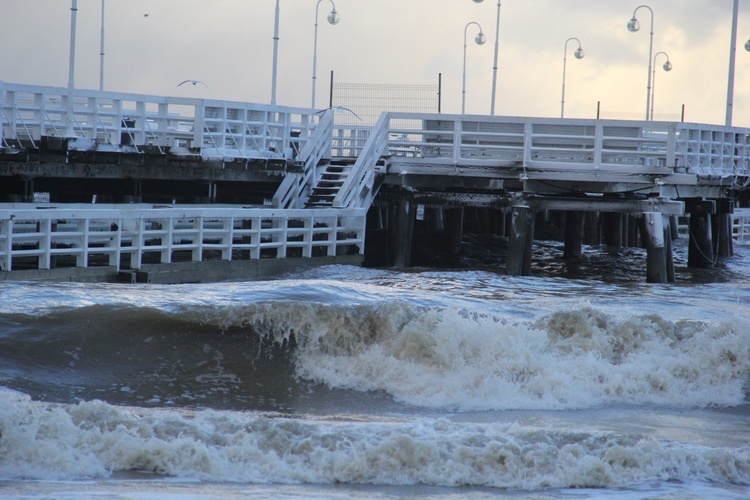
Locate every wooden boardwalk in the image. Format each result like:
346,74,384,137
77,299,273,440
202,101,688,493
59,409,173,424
2,81,749,282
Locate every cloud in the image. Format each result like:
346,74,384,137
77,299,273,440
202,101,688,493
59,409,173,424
1,0,749,125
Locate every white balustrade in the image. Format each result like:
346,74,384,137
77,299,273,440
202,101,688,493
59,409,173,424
0,205,365,272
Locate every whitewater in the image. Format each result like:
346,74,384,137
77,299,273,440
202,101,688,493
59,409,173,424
1,238,749,498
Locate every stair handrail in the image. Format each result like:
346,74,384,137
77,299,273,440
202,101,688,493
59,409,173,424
333,112,390,208
272,108,334,208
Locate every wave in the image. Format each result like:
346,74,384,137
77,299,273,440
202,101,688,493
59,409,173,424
1,389,749,488
1,300,749,412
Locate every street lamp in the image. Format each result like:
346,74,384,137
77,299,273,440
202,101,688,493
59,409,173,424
470,0,502,115
271,0,280,105
650,51,672,121
99,0,105,90
560,37,584,118
67,0,78,136
311,0,339,109
462,21,486,114
627,5,654,120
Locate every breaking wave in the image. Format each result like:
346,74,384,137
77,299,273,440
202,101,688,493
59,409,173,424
1,299,748,411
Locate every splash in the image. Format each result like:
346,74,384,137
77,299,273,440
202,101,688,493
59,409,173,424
1,389,749,487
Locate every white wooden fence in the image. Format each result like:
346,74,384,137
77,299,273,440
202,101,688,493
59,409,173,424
0,205,365,272
0,81,322,161
734,208,750,244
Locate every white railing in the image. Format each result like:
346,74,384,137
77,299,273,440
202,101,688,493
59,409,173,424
272,109,334,209
0,204,365,272
733,208,750,244
332,112,750,177
333,113,391,209
0,81,322,161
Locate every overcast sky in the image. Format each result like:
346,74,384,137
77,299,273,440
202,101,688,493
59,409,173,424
2,0,750,126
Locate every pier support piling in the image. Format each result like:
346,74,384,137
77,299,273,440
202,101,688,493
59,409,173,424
640,212,673,283
389,198,416,268
563,211,584,259
687,204,715,268
445,207,464,255
602,212,624,248
507,206,535,276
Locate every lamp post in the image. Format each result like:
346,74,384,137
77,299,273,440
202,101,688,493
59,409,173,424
462,21,486,114
471,0,502,115
726,0,739,126
560,37,584,118
311,0,339,109
726,0,750,126
271,0,280,105
99,0,105,90
627,5,654,120
650,51,672,121
67,0,78,136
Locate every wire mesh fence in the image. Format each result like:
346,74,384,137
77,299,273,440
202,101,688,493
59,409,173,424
331,83,439,126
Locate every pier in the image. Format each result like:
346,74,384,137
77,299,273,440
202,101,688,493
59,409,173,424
2,81,749,283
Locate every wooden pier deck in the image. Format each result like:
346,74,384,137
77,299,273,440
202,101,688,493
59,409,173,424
2,81,749,282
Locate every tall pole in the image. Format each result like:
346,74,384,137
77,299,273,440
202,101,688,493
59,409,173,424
490,1,501,115
561,37,583,118
311,0,339,109
650,52,672,121
463,22,485,114
312,1,322,109
99,0,105,91
271,0,280,105
628,5,654,120
67,0,78,136
726,0,740,126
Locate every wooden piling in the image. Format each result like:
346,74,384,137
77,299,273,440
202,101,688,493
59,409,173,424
640,213,669,283
687,208,714,268
602,212,623,248
507,206,535,276
713,213,734,258
563,211,584,259
445,207,464,255
389,198,416,268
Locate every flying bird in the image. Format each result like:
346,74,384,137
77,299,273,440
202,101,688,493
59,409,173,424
177,80,209,88
315,106,362,121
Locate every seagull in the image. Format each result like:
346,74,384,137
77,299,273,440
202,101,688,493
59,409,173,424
177,80,209,88
315,106,362,121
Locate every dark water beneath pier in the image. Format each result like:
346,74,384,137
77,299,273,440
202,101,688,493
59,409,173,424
1,236,749,498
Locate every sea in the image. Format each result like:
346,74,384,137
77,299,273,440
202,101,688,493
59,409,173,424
1,233,749,499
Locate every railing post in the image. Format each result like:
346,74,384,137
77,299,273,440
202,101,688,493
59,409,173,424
523,122,533,168
594,122,603,171
79,218,88,268
0,218,10,271
40,219,51,270
110,219,122,269
453,118,462,164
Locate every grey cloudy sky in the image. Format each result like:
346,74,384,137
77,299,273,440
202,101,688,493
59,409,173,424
1,0,750,126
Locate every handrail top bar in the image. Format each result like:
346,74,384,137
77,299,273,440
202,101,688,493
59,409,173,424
383,110,750,133
1,81,319,115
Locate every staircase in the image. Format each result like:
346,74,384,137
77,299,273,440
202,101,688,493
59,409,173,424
305,160,353,208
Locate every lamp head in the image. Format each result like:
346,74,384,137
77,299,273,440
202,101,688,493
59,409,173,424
475,32,487,45
574,47,584,59
472,0,484,3
627,17,640,33
745,39,750,52
327,9,340,25
663,60,672,72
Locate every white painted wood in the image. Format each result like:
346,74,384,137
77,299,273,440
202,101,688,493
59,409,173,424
0,205,366,272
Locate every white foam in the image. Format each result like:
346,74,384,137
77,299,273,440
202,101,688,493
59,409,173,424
286,304,750,411
1,390,749,488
